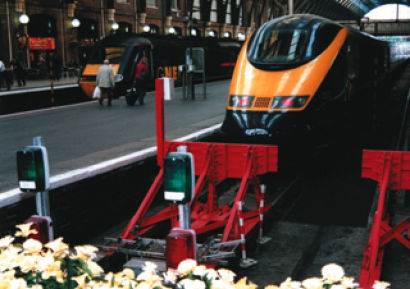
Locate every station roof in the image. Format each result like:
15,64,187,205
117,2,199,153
296,0,410,20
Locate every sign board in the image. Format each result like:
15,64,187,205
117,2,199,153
29,37,56,50
185,47,205,73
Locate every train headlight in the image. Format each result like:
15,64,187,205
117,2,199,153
271,95,309,109
229,95,255,108
114,74,123,83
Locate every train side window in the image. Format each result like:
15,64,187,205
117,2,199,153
310,24,341,57
346,40,359,82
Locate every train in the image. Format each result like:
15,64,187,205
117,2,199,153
79,34,242,104
221,14,392,144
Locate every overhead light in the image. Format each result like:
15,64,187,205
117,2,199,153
190,28,197,36
168,27,175,34
71,18,81,28
208,30,215,37
237,32,245,41
224,31,231,38
143,25,150,32
19,14,30,24
111,22,119,30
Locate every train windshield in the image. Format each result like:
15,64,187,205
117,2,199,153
247,16,341,69
87,46,126,64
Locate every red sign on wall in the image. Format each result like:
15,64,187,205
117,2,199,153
29,37,56,50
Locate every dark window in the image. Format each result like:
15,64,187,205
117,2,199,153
247,16,342,70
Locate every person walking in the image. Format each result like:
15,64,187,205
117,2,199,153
0,60,10,90
10,58,26,87
96,59,115,106
134,56,149,105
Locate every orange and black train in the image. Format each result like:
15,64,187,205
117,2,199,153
221,14,391,141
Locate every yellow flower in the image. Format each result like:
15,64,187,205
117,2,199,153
73,245,99,260
0,236,14,249
211,279,236,289
22,239,43,254
31,285,44,289
177,259,197,275
264,286,280,289
0,270,16,281
72,274,88,289
218,269,236,283
85,260,104,277
136,282,151,289
121,268,135,279
235,277,257,289
301,278,323,289
137,270,163,283
0,280,10,289
341,277,356,288
373,281,391,289
15,223,38,238
279,277,301,289
19,255,38,273
321,264,344,283
163,270,178,283
45,237,69,257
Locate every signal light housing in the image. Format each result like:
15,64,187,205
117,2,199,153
16,146,50,193
163,152,194,204
271,95,309,109
166,228,196,269
229,95,255,108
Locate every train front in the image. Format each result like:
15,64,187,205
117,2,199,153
221,15,347,143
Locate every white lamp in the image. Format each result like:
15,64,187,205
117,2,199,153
143,25,150,32
71,18,81,28
208,30,215,37
190,28,197,36
168,27,175,34
111,22,119,30
223,31,230,38
19,14,30,24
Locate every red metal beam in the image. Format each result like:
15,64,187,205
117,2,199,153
359,150,410,289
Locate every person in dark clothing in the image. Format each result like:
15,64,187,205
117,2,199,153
134,56,149,105
10,58,26,87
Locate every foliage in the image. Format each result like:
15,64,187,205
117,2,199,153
0,224,391,289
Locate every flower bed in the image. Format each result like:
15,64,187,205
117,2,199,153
0,223,390,289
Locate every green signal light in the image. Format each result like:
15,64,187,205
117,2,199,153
16,146,50,193
164,152,194,203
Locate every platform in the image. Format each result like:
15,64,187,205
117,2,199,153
0,79,231,197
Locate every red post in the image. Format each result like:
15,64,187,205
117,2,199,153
156,78,165,167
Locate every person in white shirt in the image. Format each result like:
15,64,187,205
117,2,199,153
0,60,10,91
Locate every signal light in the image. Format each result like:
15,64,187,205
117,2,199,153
271,95,309,109
25,216,52,243
17,146,50,193
229,95,255,108
166,228,196,269
164,152,194,204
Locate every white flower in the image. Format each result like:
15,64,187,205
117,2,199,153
204,269,219,281
22,239,43,254
321,263,345,283
0,236,14,249
163,270,178,284
218,269,236,282
193,265,207,277
301,277,323,289
279,277,301,289
179,279,206,289
177,259,197,275
373,281,391,289
143,261,158,273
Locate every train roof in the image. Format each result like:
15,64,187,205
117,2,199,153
93,32,242,49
